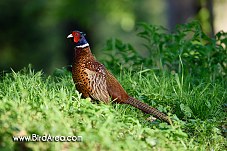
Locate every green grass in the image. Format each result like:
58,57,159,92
0,66,226,151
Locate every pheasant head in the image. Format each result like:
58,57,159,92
67,30,89,48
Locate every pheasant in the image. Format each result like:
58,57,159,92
67,30,172,124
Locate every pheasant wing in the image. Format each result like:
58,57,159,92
84,62,111,103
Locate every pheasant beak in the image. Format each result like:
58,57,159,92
67,34,73,38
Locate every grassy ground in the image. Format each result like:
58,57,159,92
0,67,226,151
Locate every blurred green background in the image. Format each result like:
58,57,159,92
0,0,226,73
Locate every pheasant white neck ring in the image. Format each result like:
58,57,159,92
76,43,89,48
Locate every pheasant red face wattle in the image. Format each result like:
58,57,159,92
67,31,81,43
72,31,81,43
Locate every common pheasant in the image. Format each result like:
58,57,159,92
67,30,172,124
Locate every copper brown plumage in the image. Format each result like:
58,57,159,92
67,30,172,124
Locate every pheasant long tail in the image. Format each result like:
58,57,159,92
126,96,171,124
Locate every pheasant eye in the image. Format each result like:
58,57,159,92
72,31,80,37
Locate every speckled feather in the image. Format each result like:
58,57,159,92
72,46,128,103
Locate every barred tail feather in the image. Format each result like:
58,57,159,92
126,96,171,124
